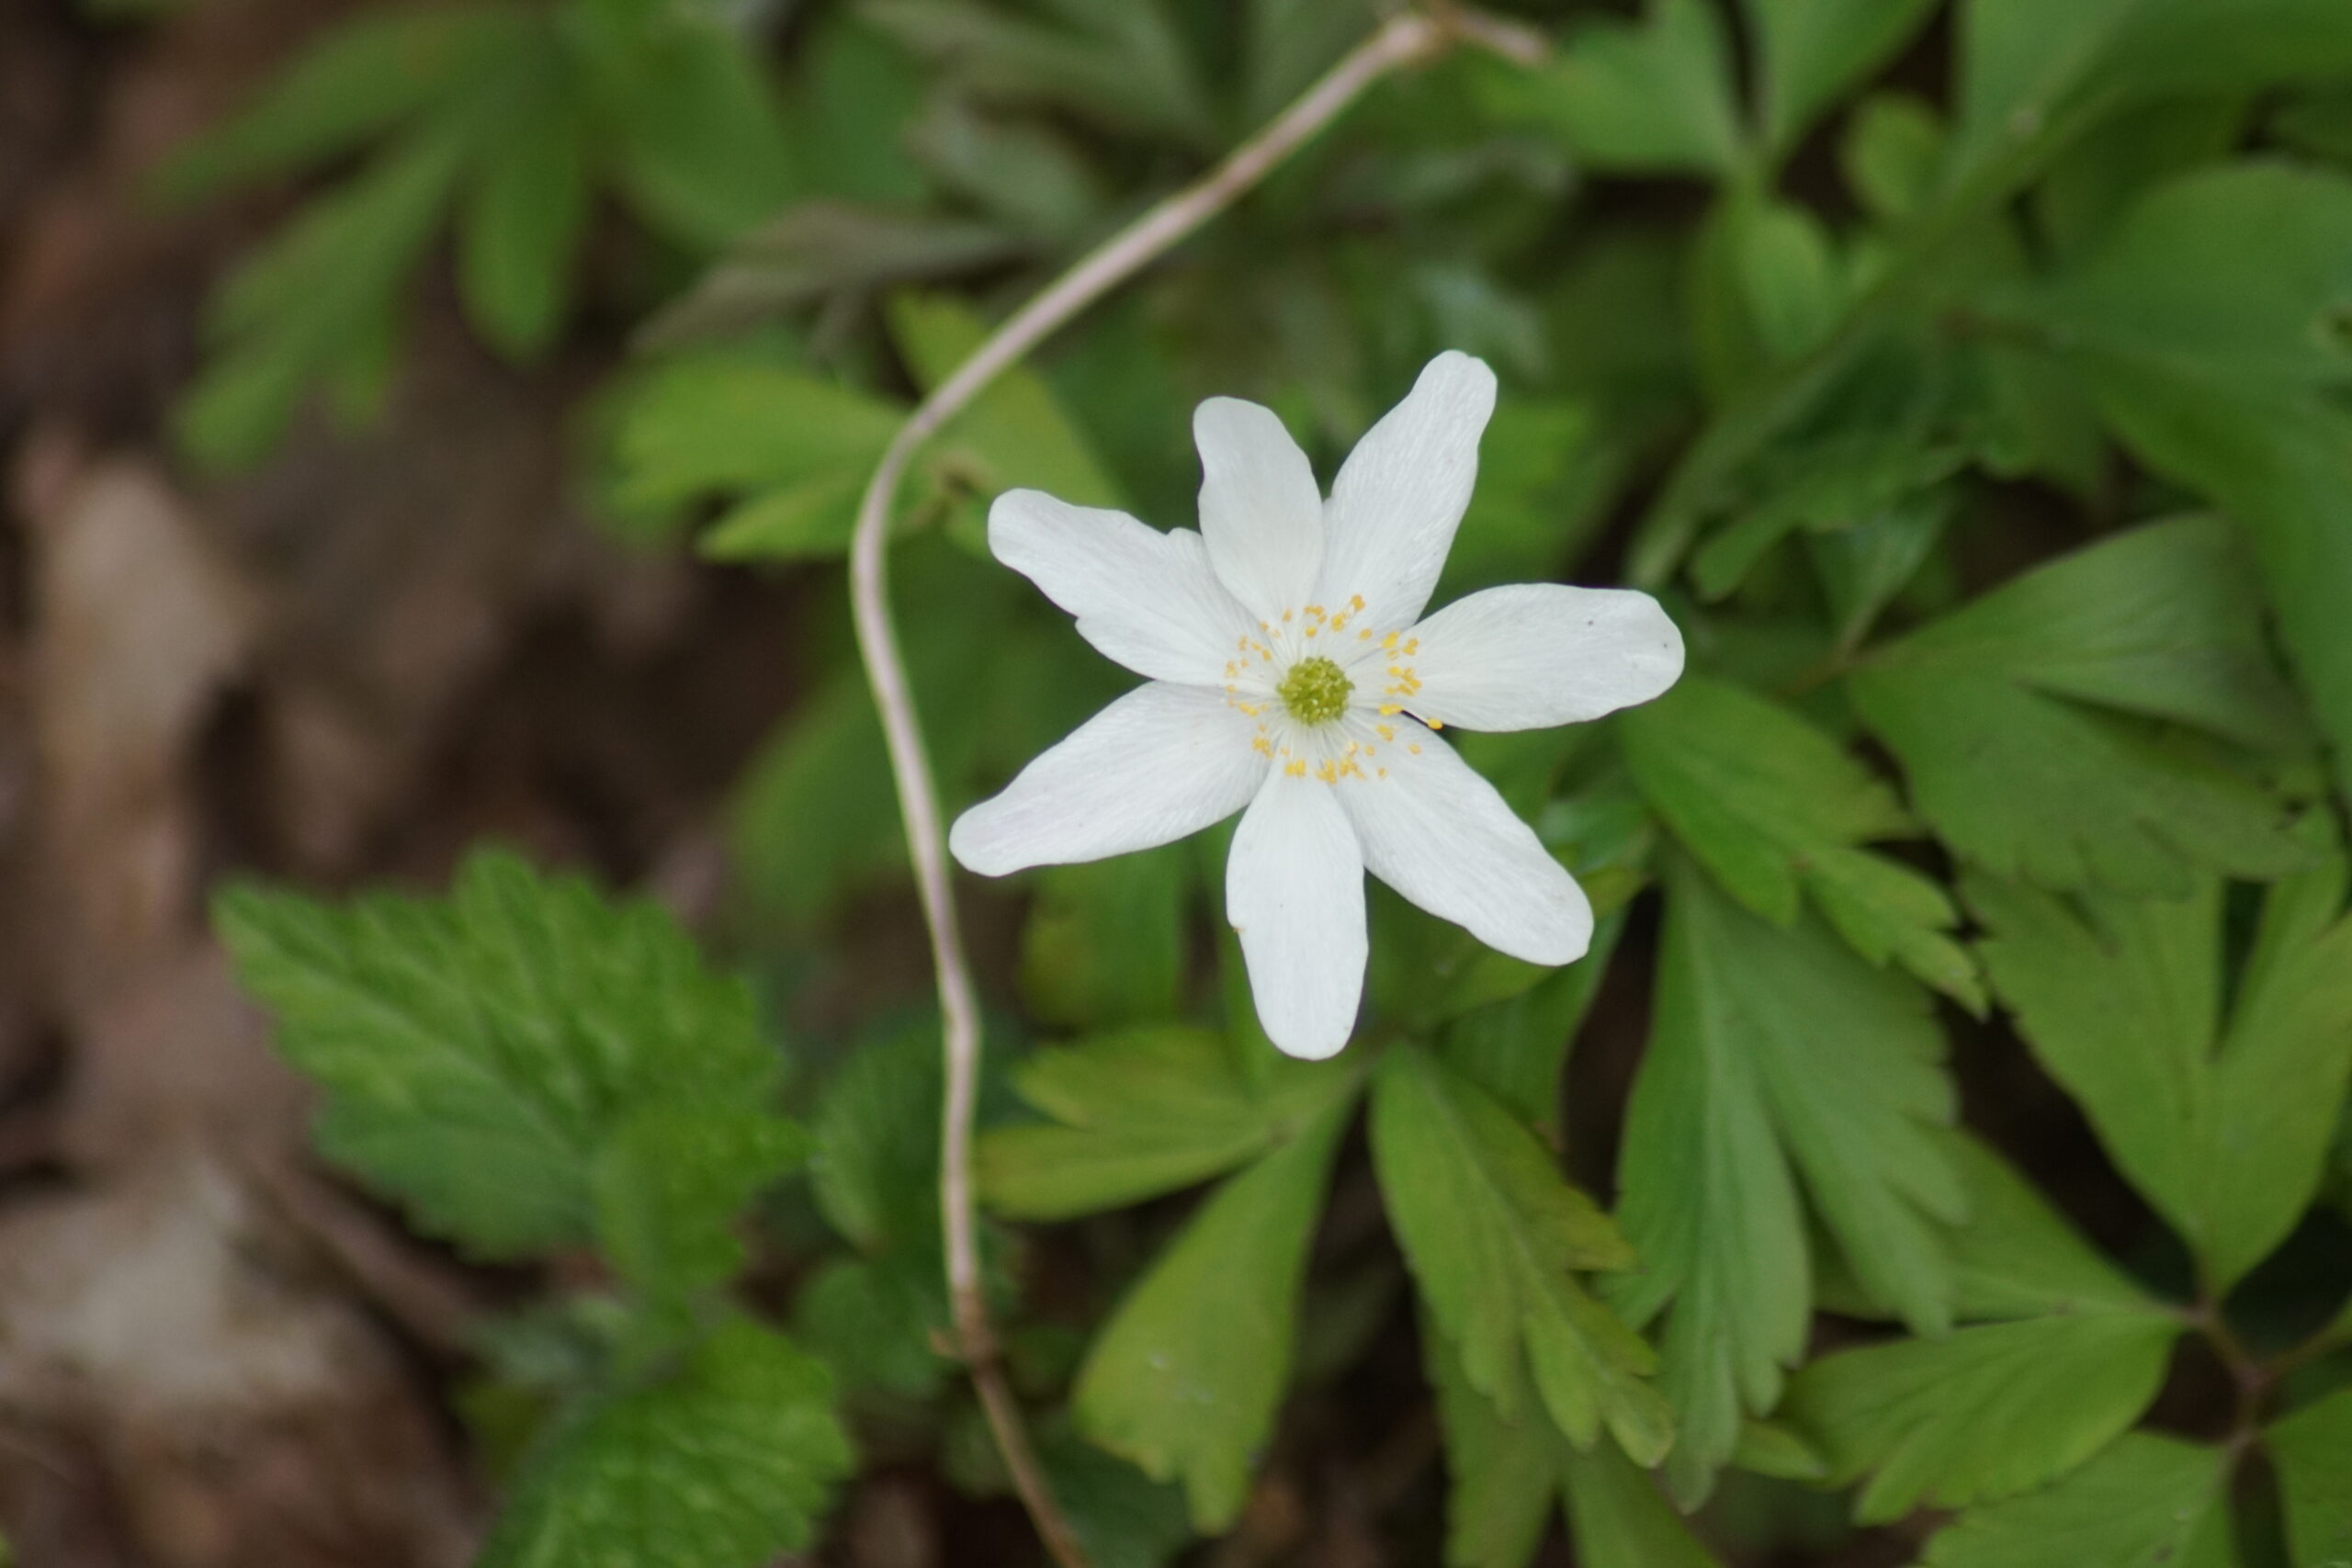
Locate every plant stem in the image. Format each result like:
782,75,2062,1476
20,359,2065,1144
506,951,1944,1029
844,9,1539,1562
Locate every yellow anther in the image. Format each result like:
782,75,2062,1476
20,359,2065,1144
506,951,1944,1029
1350,595,1366,611
1285,760,1306,777
1376,724,1395,740
1383,632,1399,650
1428,718,1442,729
1406,638,1419,654
1282,609,1294,622
1315,760,1339,784
1252,735,1273,755
1379,704,1402,716
1305,626,1319,637
1409,743,1422,754
1377,767,1388,779
1358,628,1374,641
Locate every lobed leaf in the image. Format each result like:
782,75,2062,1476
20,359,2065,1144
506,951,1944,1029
1623,673,1981,1009
1848,515,2310,897
1073,1101,1348,1530
1373,1045,1669,1466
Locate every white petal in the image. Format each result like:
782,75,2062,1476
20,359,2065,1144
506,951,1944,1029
989,489,1257,684
1337,723,1590,965
1315,352,1496,632
951,682,1266,875
1195,397,1325,623
1227,771,1366,1059
1399,584,1685,731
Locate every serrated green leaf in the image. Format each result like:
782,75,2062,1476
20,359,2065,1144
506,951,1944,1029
1917,1433,2240,1568
1611,858,1962,1504
1372,1046,1668,1465
2268,1387,2352,1568
217,849,786,1263
593,1104,808,1303
1624,674,1981,1009
1785,1313,2177,1524
1472,0,1744,177
792,1252,951,1398
1968,857,2352,1289
809,1024,942,1254
458,70,588,360
1744,0,1939,157
978,1025,1358,1221
1994,163,2352,789
1849,515,2310,897
479,1320,852,1568
1073,1101,1347,1530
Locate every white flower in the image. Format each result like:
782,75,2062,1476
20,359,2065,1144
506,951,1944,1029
949,352,1684,1059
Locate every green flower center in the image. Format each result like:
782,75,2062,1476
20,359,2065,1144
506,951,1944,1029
1277,656,1353,726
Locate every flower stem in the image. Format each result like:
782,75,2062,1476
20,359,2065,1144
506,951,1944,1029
843,7,1541,1561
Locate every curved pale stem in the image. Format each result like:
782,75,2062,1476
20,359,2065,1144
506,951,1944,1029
843,9,1540,1560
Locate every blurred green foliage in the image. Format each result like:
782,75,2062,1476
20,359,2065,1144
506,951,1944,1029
188,0,2352,1564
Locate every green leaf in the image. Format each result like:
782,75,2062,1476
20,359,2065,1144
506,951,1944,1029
1073,1101,1348,1530
1967,856,2352,1289
861,0,1214,148
606,354,903,523
809,1024,943,1254
216,848,787,1261
1426,1327,1564,1568
1744,0,1939,157
1939,1138,2161,1320
1841,93,1945,220
1994,164,2352,787
479,1320,852,1568
1442,911,1624,1138
1784,1313,2177,1524
1371,1045,1669,1465
978,1025,1359,1221
1018,846,1190,1031
793,1252,951,1398
1848,515,2310,897
1623,674,1982,1009
581,7,797,249
178,127,470,469
1728,195,1846,363
155,6,531,200
1947,0,2352,190
593,1103,808,1303
458,72,589,360
1917,1433,2240,1568
1427,1328,1717,1568
1473,0,1745,177
1559,1439,1722,1568
1611,858,1962,1504
888,291,1125,507
2268,1387,2352,1568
